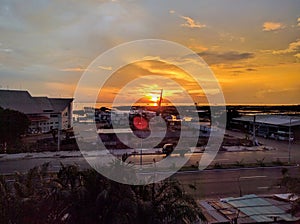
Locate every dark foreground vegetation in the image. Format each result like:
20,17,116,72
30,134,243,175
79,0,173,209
0,162,204,224
279,168,300,215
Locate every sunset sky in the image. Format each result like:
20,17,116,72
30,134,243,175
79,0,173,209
1,0,299,105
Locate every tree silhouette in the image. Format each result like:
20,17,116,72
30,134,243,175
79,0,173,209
0,162,204,224
279,168,300,214
0,107,30,149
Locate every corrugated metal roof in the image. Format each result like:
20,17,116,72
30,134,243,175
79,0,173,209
223,194,299,223
234,115,300,127
199,201,229,223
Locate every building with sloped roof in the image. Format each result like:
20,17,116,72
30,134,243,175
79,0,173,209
0,89,73,133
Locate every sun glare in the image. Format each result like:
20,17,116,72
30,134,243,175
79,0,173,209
146,94,159,102
151,95,158,102
145,94,159,106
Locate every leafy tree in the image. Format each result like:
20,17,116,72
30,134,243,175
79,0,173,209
0,107,30,148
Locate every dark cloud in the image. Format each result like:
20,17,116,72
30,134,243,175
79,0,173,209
230,67,257,76
197,51,255,65
232,70,244,75
245,68,257,72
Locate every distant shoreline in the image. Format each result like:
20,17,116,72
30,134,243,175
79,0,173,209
74,102,300,108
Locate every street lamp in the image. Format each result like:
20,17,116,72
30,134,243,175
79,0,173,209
132,108,150,167
288,117,292,164
140,112,143,167
57,113,61,151
252,115,257,146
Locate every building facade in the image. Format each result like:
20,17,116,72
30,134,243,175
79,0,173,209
0,90,73,134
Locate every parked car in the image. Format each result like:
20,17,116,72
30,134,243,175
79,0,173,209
270,131,294,141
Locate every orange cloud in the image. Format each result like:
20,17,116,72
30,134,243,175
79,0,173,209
188,44,208,52
61,67,85,72
98,65,113,71
94,60,209,105
181,16,206,29
273,39,300,57
262,22,285,31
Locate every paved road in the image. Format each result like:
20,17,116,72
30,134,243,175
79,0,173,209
1,130,299,200
0,157,92,174
1,134,299,174
127,130,300,166
127,150,299,167
0,155,299,199
175,166,300,199
0,157,300,199
1,148,298,175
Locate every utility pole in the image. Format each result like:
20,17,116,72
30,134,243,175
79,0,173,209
252,115,257,146
139,110,143,167
140,136,143,167
57,113,61,151
288,117,292,164
238,176,242,197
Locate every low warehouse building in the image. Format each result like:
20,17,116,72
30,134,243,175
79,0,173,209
231,115,300,141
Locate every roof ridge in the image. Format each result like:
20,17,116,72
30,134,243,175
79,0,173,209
0,90,72,114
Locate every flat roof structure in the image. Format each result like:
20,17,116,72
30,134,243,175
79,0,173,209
222,194,299,223
200,194,300,224
233,115,300,127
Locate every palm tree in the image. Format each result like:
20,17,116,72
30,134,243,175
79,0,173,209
0,162,69,223
0,162,204,224
133,178,204,224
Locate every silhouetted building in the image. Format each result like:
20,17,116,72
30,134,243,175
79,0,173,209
0,89,73,133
